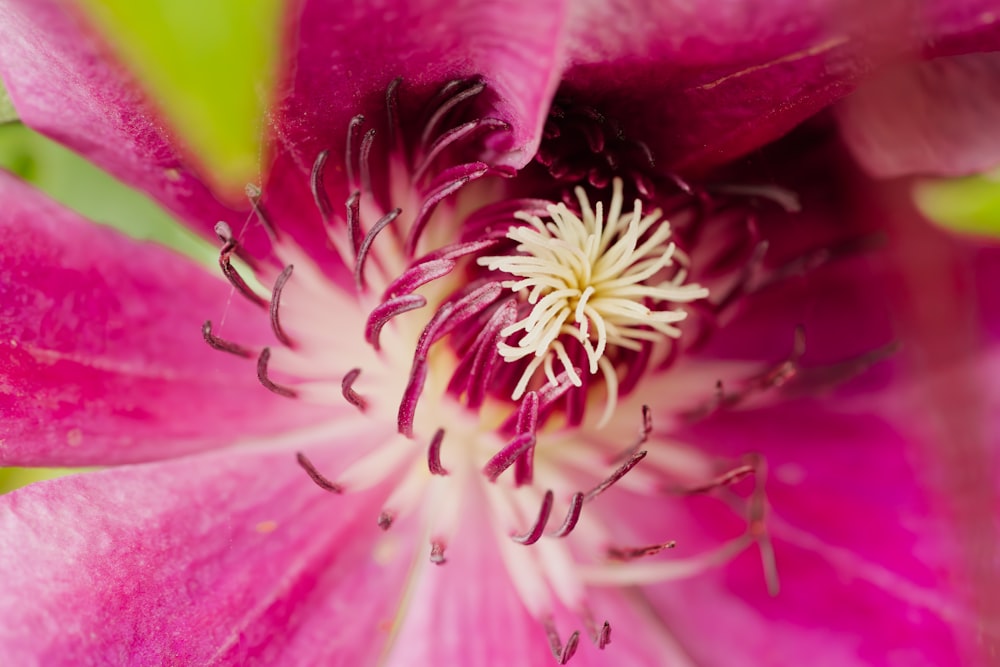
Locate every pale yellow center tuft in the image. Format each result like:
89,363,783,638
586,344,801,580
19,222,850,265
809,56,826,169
478,178,708,420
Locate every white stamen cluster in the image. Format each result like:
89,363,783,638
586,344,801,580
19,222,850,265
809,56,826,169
478,178,709,412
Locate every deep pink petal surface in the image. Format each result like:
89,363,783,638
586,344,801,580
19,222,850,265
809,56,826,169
0,442,416,667
0,172,329,466
837,53,1000,177
263,0,568,271
593,400,972,666
562,0,1000,172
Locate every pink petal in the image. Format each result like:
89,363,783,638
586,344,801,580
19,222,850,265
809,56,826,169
0,172,329,466
635,399,980,666
837,53,1000,177
0,442,416,666
383,483,555,666
561,1,1000,173
0,1,276,258
262,0,567,268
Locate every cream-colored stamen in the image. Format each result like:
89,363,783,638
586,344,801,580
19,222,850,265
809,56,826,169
478,178,709,411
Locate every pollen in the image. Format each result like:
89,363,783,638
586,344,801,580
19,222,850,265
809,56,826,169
478,178,708,412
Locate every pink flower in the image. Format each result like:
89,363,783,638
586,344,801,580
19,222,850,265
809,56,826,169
2,1,999,665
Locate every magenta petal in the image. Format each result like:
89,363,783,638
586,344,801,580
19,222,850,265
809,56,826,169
0,173,329,466
0,1,277,256
649,400,979,665
0,444,415,666
260,0,567,268
383,484,555,666
837,53,1000,177
561,1,1000,172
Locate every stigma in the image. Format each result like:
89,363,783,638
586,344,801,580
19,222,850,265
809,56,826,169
478,178,708,409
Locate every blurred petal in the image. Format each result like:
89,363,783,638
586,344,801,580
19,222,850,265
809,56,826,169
838,53,1000,177
562,0,1000,172
0,172,328,466
0,442,416,666
640,401,973,666
74,0,283,197
0,0,267,255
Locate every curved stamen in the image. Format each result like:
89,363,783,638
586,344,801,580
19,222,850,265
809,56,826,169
366,294,427,349
543,618,580,665
218,238,267,308
270,265,294,346
484,433,536,483
296,452,343,493
511,489,553,545
341,367,367,411
584,450,647,503
547,492,584,538
246,184,278,241
310,150,333,224
345,190,363,257
405,161,490,256
355,208,402,291
414,117,509,182
427,428,448,476
385,77,403,154
420,79,485,147
256,347,297,398
201,320,252,358
359,128,377,195
607,541,676,561
345,114,365,190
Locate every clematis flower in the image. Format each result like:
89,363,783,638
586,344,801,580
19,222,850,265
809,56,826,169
1,1,999,665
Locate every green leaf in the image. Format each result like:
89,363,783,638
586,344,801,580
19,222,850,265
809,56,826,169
913,172,1000,239
0,78,18,125
76,0,284,198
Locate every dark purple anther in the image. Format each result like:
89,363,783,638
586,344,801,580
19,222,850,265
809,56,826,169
345,114,365,190
414,117,508,182
547,492,584,538
607,541,676,561
218,239,268,308
584,450,647,503
427,429,448,476
245,183,278,241
201,320,253,358
359,128,377,195
405,162,489,256
543,618,580,665
345,190,362,256
420,79,485,147
270,265,294,346
295,452,343,493
354,208,401,292
377,511,394,530
511,489,554,546
256,347,297,398
341,368,367,411
310,150,332,224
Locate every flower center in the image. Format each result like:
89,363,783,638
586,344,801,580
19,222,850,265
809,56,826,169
477,178,708,416
196,77,880,664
